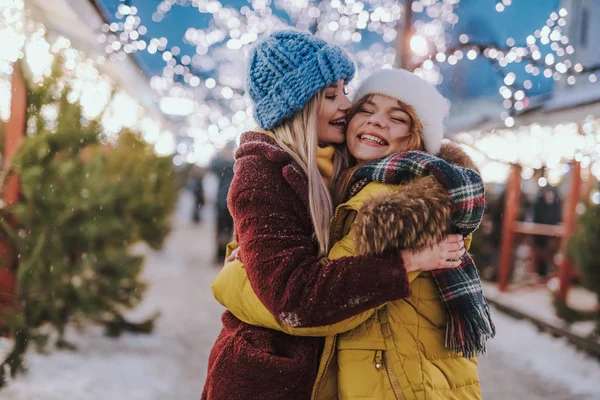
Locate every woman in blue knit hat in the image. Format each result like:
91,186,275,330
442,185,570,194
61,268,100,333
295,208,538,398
202,31,464,400
213,68,494,400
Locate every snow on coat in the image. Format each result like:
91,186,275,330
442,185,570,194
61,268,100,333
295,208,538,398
202,131,412,400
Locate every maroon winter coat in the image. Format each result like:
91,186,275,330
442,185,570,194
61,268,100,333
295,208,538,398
202,132,411,400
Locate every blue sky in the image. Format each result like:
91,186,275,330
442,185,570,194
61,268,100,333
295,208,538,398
97,0,561,101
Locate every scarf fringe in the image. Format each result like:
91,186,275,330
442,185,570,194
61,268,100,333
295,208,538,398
445,302,496,358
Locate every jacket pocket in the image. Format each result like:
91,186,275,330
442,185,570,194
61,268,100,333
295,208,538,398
336,344,398,400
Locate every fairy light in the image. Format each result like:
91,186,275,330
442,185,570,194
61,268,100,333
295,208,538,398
456,116,600,185
407,3,599,122
97,0,414,158
0,0,26,121
92,0,600,162
8,6,170,152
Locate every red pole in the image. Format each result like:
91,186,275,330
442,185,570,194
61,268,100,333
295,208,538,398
498,164,522,292
0,64,26,309
557,160,581,301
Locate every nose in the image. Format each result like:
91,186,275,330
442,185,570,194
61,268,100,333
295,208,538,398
339,95,351,112
367,113,385,128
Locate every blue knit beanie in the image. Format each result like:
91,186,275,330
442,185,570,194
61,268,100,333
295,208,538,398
247,30,356,130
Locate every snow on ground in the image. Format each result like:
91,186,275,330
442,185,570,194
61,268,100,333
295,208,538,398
0,192,599,399
482,307,600,399
0,192,224,400
0,326,181,399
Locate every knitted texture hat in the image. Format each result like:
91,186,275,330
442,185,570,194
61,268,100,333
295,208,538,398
353,69,450,155
247,30,355,130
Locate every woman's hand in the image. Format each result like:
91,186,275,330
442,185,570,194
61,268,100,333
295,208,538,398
226,247,241,263
402,234,465,273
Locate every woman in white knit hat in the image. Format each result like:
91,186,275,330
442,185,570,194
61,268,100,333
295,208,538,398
213,68,494,400
202,31,468,400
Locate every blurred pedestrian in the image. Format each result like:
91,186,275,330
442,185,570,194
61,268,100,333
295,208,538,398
532,186,562,278
210,142,235,263
190,168,205,224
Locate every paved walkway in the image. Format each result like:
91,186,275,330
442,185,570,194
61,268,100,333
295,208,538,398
2,193,597,399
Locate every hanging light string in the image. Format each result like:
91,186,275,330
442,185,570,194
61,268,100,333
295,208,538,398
96,0,600,163
408,3,599,126
97,0,409,157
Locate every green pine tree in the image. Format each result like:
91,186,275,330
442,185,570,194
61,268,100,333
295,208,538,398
0,59,177,386
562,194,600,336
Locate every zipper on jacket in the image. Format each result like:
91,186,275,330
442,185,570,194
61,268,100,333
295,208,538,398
374,350,383,370
312,335,338,400
383,351,406,400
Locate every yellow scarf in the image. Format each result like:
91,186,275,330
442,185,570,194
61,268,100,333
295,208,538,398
317,145,335,186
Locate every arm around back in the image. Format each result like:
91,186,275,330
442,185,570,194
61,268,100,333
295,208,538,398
229,135,411,328
212,259,376,336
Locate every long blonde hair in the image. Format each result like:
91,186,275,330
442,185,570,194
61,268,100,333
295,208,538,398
270,92,338,256
333,94,425,205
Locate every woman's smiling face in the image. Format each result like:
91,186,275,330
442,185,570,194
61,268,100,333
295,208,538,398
346,94,420,164
317,80,352,145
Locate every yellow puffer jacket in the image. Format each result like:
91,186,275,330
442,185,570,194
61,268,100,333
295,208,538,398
213,145,482,400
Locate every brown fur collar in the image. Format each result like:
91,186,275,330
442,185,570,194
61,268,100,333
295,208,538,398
354,143,477,255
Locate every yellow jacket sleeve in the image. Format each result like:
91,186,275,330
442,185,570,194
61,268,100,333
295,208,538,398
212,232,473,337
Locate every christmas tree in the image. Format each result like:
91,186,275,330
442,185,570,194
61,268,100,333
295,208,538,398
0,60,177,386
562,195,600,336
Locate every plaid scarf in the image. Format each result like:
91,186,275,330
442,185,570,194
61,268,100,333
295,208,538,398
352,151,495,358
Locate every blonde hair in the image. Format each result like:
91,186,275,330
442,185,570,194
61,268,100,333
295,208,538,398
270,92,336,256
334,94,425,204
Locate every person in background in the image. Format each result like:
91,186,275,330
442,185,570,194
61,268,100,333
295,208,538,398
532,186,562,278
191,169,205,224
210,141,235,263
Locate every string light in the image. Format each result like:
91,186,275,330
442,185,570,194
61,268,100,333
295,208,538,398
408,3,600,123
91,1,599,163
0,0,171,155
97,0,412,162
455,117,600,185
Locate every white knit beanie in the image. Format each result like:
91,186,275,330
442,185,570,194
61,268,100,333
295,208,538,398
352,69,450,155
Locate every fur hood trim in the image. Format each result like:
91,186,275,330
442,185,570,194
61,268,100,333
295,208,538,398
355,143,477,255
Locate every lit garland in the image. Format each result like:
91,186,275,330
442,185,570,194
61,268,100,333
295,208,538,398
409,2,599,127
0,0,26,121
99,3,147,63
99,0,409,165
0,0,172,156
97,0,600,164
454,116,600,186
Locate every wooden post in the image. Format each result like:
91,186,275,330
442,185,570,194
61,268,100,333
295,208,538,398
498,164,522,292
557,160,582,301
395,0,415,70
0,65,26,308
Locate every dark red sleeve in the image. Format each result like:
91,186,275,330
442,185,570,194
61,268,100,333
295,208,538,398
230,154,411,328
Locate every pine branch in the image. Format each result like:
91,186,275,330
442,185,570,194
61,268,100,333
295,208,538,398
103,311,160,338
